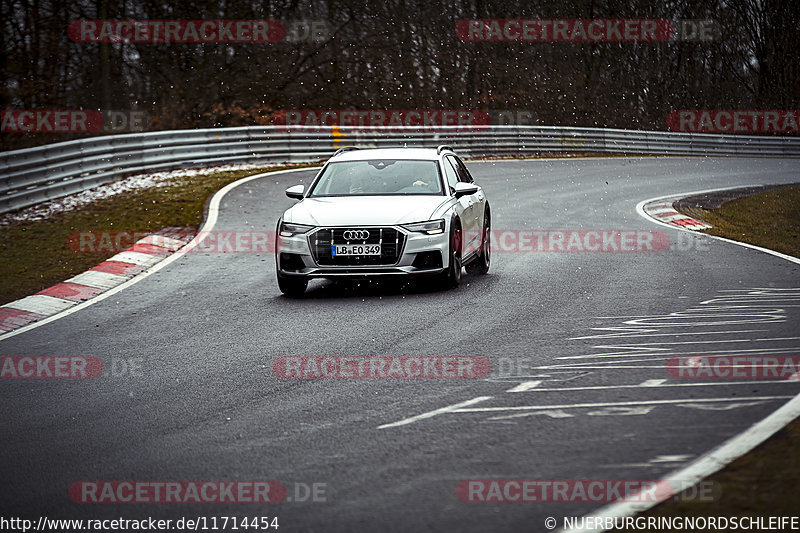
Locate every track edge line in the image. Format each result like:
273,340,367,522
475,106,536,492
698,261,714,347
0,166,319,342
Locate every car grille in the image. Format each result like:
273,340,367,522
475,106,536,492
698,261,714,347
310,227,406,266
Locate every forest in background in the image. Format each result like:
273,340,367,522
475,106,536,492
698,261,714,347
1,0,798,150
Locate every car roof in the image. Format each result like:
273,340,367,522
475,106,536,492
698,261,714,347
329,147,452,162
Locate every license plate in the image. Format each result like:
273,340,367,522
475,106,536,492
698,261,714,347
332,244,381,256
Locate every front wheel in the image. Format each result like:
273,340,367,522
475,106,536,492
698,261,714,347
277,274,308,297
466,210,490,275
437,224,462,289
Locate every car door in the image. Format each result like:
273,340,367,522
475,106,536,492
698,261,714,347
441,156,472,252
447,155,482,255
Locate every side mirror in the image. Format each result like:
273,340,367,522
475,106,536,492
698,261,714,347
286,184,305,200
454,182,479,198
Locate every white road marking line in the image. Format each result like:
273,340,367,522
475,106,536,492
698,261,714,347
707,289,800,294
531,356,800,369
594,337,800,347
454,396,792,414
3,295,75,315
601,454,694,469
546,359,692,367
598,463,678,468
558,346,800,360
649,454,693,463
550,353,800,369
586,406,656,416
377,396,493,429
638,379,666,386
718,288,800,292
590,350,798,364
534,364,800,371
677,401,769,411
505,380,542,392
700,304,800,307
707,297,800,302
65,270,129,290
570,329,766,340
501,380,800,393
494,380,797,392
488,409,575,421
589,316,678,319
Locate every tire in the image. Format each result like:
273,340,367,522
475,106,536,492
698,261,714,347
277,274,308,297
466,209,490,275
437,222,462,289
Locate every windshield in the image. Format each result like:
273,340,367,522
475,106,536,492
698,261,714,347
308,160,443,197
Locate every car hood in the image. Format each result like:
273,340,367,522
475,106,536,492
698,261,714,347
284,196,449,226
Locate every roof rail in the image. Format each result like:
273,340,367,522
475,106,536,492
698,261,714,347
332,146,360,157
437,145,454,154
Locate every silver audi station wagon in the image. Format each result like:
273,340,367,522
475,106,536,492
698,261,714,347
275,146,491,296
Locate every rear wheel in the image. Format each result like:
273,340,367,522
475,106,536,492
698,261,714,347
277,274,307,297
466,210,490,275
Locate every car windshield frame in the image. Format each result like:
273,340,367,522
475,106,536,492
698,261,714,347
307,159,445,197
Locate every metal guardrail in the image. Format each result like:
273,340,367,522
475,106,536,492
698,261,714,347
1,125,799,214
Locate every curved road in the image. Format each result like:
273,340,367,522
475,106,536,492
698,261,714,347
1,157,799,532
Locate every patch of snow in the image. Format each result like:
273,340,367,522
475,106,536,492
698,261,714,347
0,163,278,226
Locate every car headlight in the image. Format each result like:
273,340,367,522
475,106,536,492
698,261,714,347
401,219,445,235
279,222,314,237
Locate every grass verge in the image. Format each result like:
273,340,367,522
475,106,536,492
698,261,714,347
693,186,800,257
608,186,800,530
0,164,312,306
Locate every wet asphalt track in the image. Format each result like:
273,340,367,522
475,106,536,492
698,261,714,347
1,156,799,532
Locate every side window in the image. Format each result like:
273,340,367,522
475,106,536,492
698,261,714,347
442,158,459,194
448,155,474,183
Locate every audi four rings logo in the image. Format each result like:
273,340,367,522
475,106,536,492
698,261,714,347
343,230,370,240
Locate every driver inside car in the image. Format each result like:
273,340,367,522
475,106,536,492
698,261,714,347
348,170,369,194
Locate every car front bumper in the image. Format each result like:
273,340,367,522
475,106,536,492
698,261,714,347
276,225,449,279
